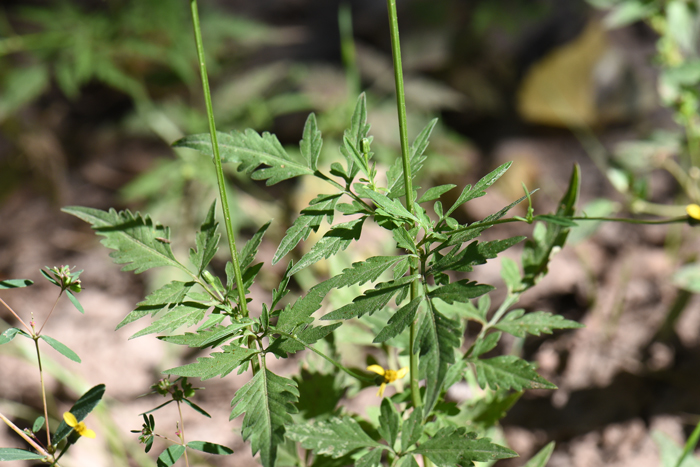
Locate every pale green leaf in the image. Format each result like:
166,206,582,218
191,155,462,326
164,345,258,379
356,449,383,467
300,112,323,171
444,162,512,218
158,321,253,348
339,94,371,179
472,355,556,391
40,335,81,363
417,184,457,204
0,279,33,289
401,408,423,452
0,448,46,461
500,258,522,292
523,441,555,467
174,129,313,185
285,417,382,458
356,185,418,224
0,327,30,345
130,302,209,339
412,427,517,466
62,206,188,275
387,118,438,198
378,398,400,448
495,310,583,338
65,289,84,314
230,369,299,467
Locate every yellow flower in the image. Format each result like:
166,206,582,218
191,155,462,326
366,365,408,397
687,204,700,220
63,412,96,439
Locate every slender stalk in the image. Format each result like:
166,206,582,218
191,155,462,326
189,0,249,320
34,339,51,448
177,401,190,467
0,410,51,458
0,297,32,334
37,292,62,336
386,0,423,414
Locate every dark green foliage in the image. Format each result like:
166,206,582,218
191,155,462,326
471,356,557,391
495,310,584,337
230,369,299,467
53,384,105,446
39,335,81,363
289,218,365,275
163,344,258,380
378,398,401,448
186,441,234,455
285,417,382,458
189,201,220,275
412,427,517,466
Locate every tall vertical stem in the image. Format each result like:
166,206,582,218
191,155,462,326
189,0,249,320
34,339,51,448
386,0,422,412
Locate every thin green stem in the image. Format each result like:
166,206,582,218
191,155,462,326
386,0,423,413
33,338,51,448
176,401,190,467
37,291,62,336
189,0,249,319
0,297,32,334
274,331,375,382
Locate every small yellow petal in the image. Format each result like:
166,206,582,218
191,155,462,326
77,425,96,439
63,412,78,428
377,383,386,397
395,367,409,379
687,204,700,220
366,365,385,376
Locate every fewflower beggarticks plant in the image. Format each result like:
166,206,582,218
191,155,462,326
63,412,96,439
367,365,408,397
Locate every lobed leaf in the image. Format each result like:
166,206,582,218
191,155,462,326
444,162,512,218
401,408,424,452
62,206,188,275
339,94,371,179
285,417,382,459
189,201,220,275
427,281,494,305
471,355,556,391
495,310,583,338
164,344,257,380
129,302,209,339
174,129,313,185
158,321,253,348
356,449,383,467
300,112,323,171
321,275,416,321
356,185,418,224
273,194,343,265
412,427,517,466
374,297,422,343
430,237,525,274
387,118,438,199
117,280,194,330
230,369,299,467
378,398,400,448
268,323,342,356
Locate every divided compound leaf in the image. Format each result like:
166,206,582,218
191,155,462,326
417,184,457,204
321,275,416,321
300,112,323,171
229,369,299,467
422,300,463,416
129,302,209,339
174,129,314,185
427,281,494,305
158,321,254,348
241,221,272,272
116,280,194,330
494,310,583,338
374,297,422,343
62,207,189,275
267,323,342,356
401,408,424,452
412,427,517,467
444,162,512,218
273,193,343,265
387,118,438,199
164,344,258,380
430,237,525,274
378,398,400,449
471,355,556,391
285,417,382,459
288,217,365,276
339,93,371,179
189,200,220,275
356,449,383,467
356,185,419,224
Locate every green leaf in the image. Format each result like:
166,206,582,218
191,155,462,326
273,194,343,265
356,449,383,467
174,130,313,185
673,264,700,293
0,448,46,461
0,327,30,345
356,185,419,224
422,300,462,416
157,444,186,467
471,331,501,358
32,416,45,433
53,384,105,445
412,427,517,466
183,399,211,418
500,258,522,292
241,221,272,272
431,237,525,274
523,441,555,467
189,201,220,274
40,335,81,363
0,279,33,289
229,369,299,467
374,297,422,343
417,184,457,204
268,323,342,356
521,164,579,290
186,441,234,455
285,417,382,458
399,455,420,467
158,321,253,348
653,430,700,467
378,398,400,449
401,408,423,452
495,310,583,338
288,218,365,276
339,94,371,178
65,289,84,314
117,281,194,330
444,162,512,218
129,302,209,339
387,118,438,198
332,256,405,289
532,214,577,227
164,344,258,380
603,1,656,28
472,355,556,391
300,112,323,171
62,206,188,275
427,281,494,305
321,275,416,321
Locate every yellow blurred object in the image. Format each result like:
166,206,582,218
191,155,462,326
686,204,700,220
